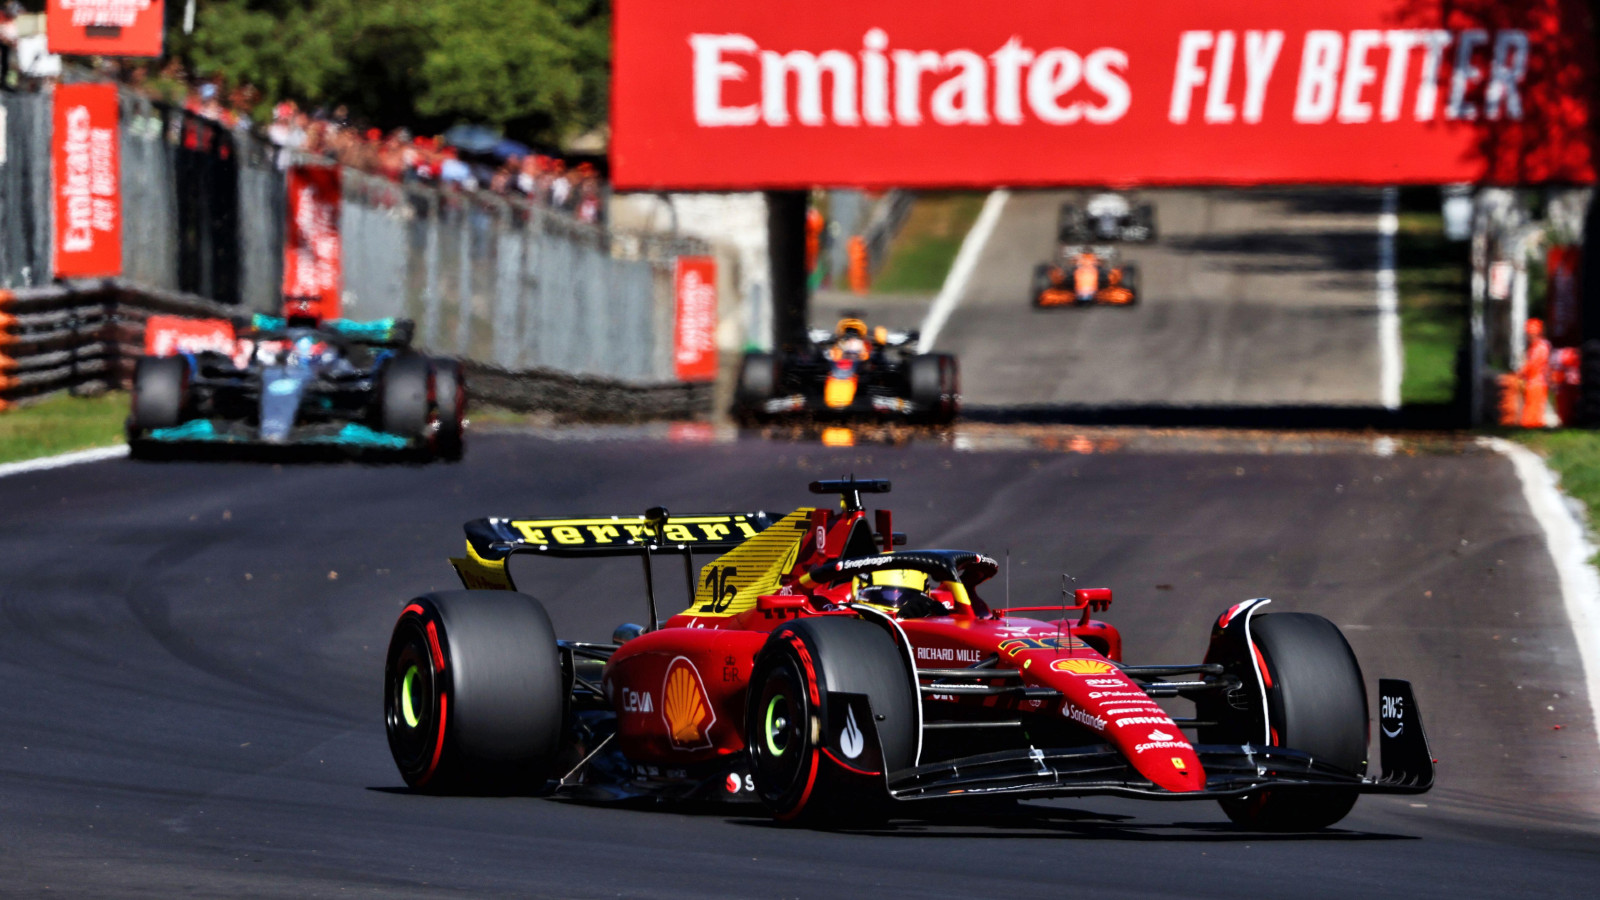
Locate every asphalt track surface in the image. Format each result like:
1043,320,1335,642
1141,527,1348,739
5,431,1600,897
917,188,1388,414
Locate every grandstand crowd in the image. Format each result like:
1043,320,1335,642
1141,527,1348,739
0,11,607,225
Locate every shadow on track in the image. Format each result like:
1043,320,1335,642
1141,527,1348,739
962,402,1465,430
128,440,445,466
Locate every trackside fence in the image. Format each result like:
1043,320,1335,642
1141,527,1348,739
1,84,712,418
0,281,710,419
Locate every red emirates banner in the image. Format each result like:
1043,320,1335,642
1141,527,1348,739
613,0,1598,189
47,0,166,58
143,316,237,357
673,256,719,382
52,82,122,279
283,166,343,320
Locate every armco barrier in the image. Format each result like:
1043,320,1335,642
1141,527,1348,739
4,82,719,419
0,282,706,420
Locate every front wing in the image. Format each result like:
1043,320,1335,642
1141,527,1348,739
889,742,1429,802
140,418,414,449
891,677,1432,803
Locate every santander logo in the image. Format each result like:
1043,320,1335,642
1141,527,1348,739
690,29,1130,129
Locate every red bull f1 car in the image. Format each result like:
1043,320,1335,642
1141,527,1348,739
383,478,1432,828
128,313,465,460
1032,245,1140,308
734,318,958,425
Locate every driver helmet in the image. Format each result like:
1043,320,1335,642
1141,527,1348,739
291,335,318,366
836,317,868,338
855,569,941,618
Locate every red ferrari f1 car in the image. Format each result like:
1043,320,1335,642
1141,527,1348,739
384,479,1432,829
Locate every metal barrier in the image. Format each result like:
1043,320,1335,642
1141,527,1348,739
0,280,710,420
1,84,711,408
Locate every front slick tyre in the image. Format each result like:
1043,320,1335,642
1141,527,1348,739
746,618,917,827
1218,613,1367,831
384,591,564,794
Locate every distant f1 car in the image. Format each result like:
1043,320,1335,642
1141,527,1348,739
127,313,465,460
383,477,1432,829
1059,192,1156,243
734,317,958,425
1032,245,1139,308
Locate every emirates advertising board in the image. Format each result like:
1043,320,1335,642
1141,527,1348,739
612,0,1599,189
674,256,720,382
47,0,166,58
283,166,343,321
52,83,122,279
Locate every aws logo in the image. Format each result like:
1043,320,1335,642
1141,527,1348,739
1050,658,1116,675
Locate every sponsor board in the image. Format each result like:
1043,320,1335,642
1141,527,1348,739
52,83,121,278
143,316,236,358
613,0,1598,189
47,0,165,58
673,256,718,382
283,165,342,321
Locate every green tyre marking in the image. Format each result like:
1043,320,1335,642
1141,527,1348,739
401,666,421,728
765,693,788,757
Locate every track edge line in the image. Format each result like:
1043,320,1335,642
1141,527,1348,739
0,443,130,479
1483,436,1600,755
917,188,1011,354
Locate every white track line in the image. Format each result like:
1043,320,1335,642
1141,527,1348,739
917,189,1010,353
1485,437,1600,754
0,444,128,479
1378,187,1402,411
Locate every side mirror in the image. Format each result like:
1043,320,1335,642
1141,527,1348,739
1074,588,1112,613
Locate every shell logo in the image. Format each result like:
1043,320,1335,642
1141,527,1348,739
663,657,716,750
1050,659,1117,675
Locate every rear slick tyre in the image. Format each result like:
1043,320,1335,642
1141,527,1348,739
380,354,431,442
430,358,466,462
1217,612,1367,831
129,356,187,434
384,591,564,794
746,617,917,826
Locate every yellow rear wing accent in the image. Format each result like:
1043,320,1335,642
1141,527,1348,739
449,541,516,591
683,508,816,618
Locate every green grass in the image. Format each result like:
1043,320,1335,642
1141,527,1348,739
1395,208,1469,407
871,192,988,293
0,392,128,465
1515,431,1600,549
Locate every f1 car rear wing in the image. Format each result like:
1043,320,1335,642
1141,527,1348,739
450,509,783,628
247,313,416,348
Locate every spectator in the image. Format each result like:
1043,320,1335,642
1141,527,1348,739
438,147,475,190
549,159,571,209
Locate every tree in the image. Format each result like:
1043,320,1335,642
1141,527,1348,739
170,0,610,144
